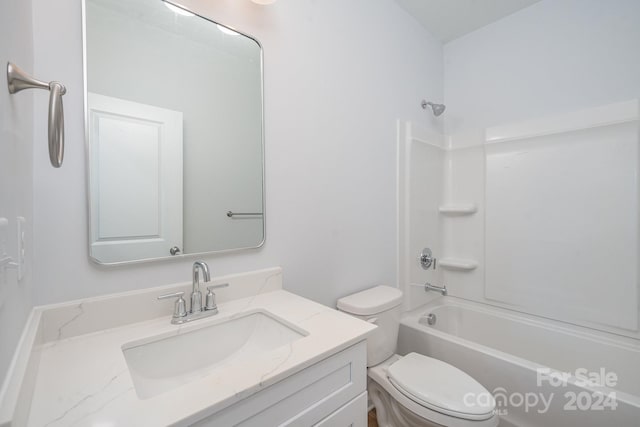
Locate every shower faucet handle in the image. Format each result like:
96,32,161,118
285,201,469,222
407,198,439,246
420,248,436,270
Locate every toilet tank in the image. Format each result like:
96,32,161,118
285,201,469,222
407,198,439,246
337,286,403,366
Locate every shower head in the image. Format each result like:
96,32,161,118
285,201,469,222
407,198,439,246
431,103,446,116
421,100,446,117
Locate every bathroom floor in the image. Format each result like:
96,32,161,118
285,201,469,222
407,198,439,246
368,409,378,427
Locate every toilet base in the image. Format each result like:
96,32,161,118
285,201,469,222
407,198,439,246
368,355,499,427
369,379,446,427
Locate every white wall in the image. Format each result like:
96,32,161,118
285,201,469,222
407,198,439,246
439,0,640,336
444,0,640,135
0,0,35,385
31,0,443,307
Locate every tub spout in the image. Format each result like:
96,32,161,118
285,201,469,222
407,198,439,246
424,282,447,296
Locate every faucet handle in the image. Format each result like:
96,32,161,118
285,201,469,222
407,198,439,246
207,283,229,291
205,283,229,311
420,248,436,270
157,291,184,300
157,291,187,319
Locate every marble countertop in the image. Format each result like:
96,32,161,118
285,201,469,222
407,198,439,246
26,289,375,426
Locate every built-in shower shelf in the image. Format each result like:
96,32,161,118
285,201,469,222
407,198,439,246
438,204,477,215
439,258,478,271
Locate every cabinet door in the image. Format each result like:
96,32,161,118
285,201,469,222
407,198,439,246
192,341,367,427
314,392,368,427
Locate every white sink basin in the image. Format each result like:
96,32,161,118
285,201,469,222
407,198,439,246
122,310,307,399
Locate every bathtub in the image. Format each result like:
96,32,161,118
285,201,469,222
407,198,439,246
397,297,640,427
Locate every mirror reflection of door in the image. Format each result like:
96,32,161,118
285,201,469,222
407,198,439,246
85,0,264,264
88,93,183,263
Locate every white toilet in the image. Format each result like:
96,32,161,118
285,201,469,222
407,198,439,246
337,286,498,427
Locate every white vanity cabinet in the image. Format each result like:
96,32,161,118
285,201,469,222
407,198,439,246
13,276,376,427
192,341,367,427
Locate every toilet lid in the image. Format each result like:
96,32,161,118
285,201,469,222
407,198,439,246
387,353,495,420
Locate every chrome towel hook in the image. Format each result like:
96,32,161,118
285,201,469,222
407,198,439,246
6,62,66,168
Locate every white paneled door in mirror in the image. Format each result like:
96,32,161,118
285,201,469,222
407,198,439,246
89,93,183,263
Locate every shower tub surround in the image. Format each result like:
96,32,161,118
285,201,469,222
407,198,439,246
396,100,640,426
398,296,640,427
0,267,375,426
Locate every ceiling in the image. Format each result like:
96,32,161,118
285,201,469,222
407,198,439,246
394,0,542,43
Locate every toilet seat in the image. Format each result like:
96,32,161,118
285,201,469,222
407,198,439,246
387,353,495,421
368,355,498,427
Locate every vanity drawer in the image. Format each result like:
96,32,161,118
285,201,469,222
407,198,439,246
314,391,368,427
192,340,367,427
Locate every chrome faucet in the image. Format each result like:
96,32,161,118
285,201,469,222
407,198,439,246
424,282,447,296
157,261,229,324
191,261,210,313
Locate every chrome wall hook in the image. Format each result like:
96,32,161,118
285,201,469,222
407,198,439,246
6,62,67,168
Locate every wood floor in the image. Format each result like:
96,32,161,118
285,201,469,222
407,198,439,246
367,409,379,427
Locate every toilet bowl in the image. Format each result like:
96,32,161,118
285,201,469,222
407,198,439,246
337,286,498,427
369,354,497,427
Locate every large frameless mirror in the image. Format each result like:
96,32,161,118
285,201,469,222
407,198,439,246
83,0,264,265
